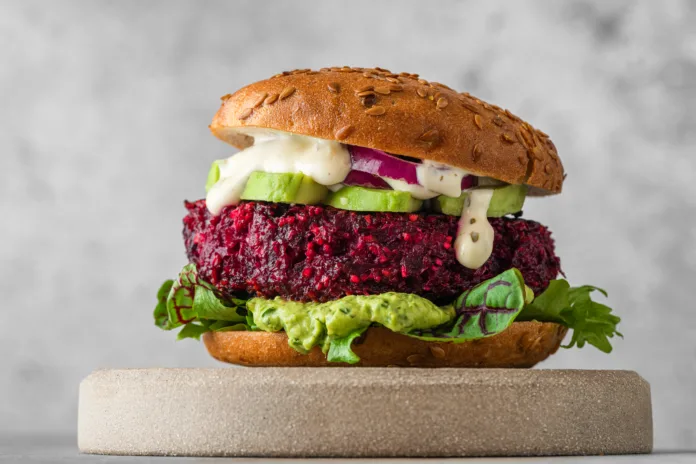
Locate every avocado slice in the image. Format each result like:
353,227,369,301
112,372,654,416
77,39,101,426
325,186,423,213
434,184,527,217
240,172,329,204
205,160,223,192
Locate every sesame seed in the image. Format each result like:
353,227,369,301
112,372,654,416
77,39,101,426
474,114,483,129
436,97,449,109
374,86,391,95
462,101,480,114
416,88,428,98
264,93,279,105
279,86,296,100
419,129,440,143
327,82,340,93
365,106,386,116
472,143,483,161
429,346,446,359
238,108,253,120
335,125,354,140
252,92,267,108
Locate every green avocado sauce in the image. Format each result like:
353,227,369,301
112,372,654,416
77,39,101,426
247,293,455,354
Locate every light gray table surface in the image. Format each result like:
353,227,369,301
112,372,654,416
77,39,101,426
1,436,694,464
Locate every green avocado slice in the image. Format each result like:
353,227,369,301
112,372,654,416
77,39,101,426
434,184,527,217
325,186,423,213
205,160,223,192
240,172,328,205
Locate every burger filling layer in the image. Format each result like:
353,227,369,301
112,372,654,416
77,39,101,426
204,129,498,270
154,131,621,362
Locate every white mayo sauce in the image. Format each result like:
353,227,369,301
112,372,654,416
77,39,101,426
454,189,495,269
206,129,474,212
383,161,470,200
206,132,351,215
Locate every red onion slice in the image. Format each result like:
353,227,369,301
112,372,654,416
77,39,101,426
349,145,477,191
349,146,420,184
461,175,477,190
343,171,392,189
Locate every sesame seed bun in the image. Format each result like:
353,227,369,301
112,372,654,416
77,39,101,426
202,322,567,368
210,67,564,194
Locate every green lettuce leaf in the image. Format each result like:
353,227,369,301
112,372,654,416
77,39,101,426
153,264,249,340
154,264,621,356
408,268,526,342
517,280,621,353
326,328,368,364
177,323,209,341
154,280,174,329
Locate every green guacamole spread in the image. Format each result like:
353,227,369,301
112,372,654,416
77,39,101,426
247,293,455,353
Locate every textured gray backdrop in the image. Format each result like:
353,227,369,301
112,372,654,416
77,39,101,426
1,0,695,451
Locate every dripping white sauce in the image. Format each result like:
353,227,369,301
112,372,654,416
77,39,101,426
454,189,495,269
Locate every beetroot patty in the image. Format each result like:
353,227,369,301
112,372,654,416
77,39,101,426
183,200,561,304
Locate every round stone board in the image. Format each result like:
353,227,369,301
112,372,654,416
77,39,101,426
78,368,652,457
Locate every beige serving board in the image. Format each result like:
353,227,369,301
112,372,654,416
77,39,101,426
78,368,652,457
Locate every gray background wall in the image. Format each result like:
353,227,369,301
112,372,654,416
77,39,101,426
1,0,694,451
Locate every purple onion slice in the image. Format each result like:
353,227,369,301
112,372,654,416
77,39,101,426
349,145,476,191
343,170,392,189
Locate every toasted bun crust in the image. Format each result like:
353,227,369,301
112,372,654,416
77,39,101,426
203,322,567,368
211,67,564,194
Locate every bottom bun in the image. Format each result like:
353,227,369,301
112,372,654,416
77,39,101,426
203,322,567,368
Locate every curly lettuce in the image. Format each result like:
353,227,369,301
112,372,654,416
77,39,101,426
516,280,622,353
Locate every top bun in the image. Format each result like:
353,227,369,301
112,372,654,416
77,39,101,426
210,66,564,194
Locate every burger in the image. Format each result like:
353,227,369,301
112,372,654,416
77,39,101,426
153,66,620,368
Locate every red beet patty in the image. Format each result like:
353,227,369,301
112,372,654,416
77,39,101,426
183,200,561,304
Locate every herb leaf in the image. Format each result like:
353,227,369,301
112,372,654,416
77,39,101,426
153,264,249,340
154,280,174,329
327,328,368,364
517,280,621,353
408,268,526,342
